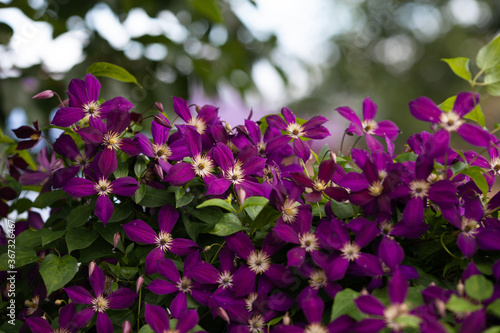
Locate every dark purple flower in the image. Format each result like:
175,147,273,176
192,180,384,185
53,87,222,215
205,142,265,197
0,185,17,217
337,97,399,151
25,303,81,333
52,73,134,127
122,204,199,274
409,92,492,148
12,120,41,150
145,303,200,333
19,283,46,320
64,265,137,333
62,150,139,224
19,147,63,193
267,107,330,161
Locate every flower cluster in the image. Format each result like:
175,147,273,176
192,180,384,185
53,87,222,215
3,71,500,333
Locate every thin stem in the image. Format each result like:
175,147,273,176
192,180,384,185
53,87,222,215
440,232,462,260
137,286,142,332
348,136,362,158
339,130,347,156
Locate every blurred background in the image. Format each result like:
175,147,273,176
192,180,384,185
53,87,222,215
0,0,499,153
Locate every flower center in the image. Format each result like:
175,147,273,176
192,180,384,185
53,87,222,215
439,111,464,132
384,303,410,331
92,295,109,313
281,198,300,223
83,101,101,117
491,157,500,175
245,292,258,311
188,117,207,134
153,143,172,161
24,295,40,316
308,269,328,290
102,132,122,150
362,119,378,134
461,218,480,236
299,232,319,253
55,329,71,333
247,315,266,333
155,231,173,252
409,180,430,198
313,179,327,192
305,323,329,333
176,276,193,294
379,221,393,236
192,154,214,178
217,271,234,289
368,180,384,196
257,141,267,156
94,178,113,196
247,250,271,274
75,153,89,167
340,242,361,261
225,161,245,185
286,122,305,139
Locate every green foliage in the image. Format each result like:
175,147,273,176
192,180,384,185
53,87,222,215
39,254,78,295
87,62,140,86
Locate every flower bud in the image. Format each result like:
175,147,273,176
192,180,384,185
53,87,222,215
89,261,96,277
32,90,54,99
136,275,144,293
122,320,132,333
154,102,164,112
55,299,63,305
283,312,291,325
154,114,171,128
217,307,230,323
330,151,337,163
113,232,120,250
237,187,246,207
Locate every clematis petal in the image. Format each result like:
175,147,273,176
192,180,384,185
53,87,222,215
96,312,113,333
123,220,157,244
156,258,181,282
355,295,385,316
409,96,443,123
145,304,170,333
163,162,196,186
453,92,479,117
172,97,192,123
176,309,199,332
107,288,137,309
336,106,362,127
147,279,178,295
89,265,105,297
388,268,408,304
145,248,164,274
158,204,179,233
95,195,113,224
52,107,86,127
457,123,492,148
63,178,95,196
110,177,139,196
64,286,93,304
25,318,53,333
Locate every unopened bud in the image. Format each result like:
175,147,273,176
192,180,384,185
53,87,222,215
283,312,291,325
360,288,369,296
136,275,144,293
330,151,337,163
55,299,63,305
113,232,121,250
89,261,96,277
154,102,164,112
217,307,230,323
32,90,54,99
237,188,246,207
122,320,132,333
204,245,212,252
195,105,201,113
224,122,232,134
154,114,171,128
457,280,465,297
435,299,446,317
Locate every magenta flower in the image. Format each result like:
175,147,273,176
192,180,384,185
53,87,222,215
26,303,81,333
62,149,139,224
19,147,63,193
267,107,330,161
52,73,134,127
145,303,200,333
337,97,399,151
409,92,492,148
122,204,199,274
64,265,137,333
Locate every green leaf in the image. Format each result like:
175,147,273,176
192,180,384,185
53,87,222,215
331,200,357,219
114,162,129,178
33,190,67,208
451,161,467,174
87,62,140,86
66,205,93,228
210,213,243,236
487,299,500,318
0,128,14,143
189,0,223,22
330,289,363,321
460,166,488,197
243,196,269,220
394,314,421,328
483,327,500,333
14,229,42,248
249,205,281,230
168,186,194,208
133,184,147,204
476,34,500,70
442,57,472,81
438,95,456,112
191,207,224,226
134,156,147,179
16,149,37,170
484,67,500,96
465,275,494,301
12,198,32,214
137,186,174,207
196,198,235,213
463,103,486,127
40,228,66,246
108,203,134,223
393,152,418,162
39,254,78,295
120,266,138,280
0,246,38,270
138,325,155,333
445,294,483,313
66,227,99,254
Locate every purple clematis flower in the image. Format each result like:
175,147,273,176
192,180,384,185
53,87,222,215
62,150,139,224
145,303,201,333
337,97,399,152
409,92,492,148
52,73,134,127
25,303,82,333
12,120,41,150
122,204,199,274
354,268,419,333
64,265,137,333
267,107,330,161
147,254,213,307
0,185,17,217
205,142,266,197
19,147,63,193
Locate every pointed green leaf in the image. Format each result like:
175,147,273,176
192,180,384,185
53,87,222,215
87,62,140,86
66,227,99,254
484,67,500,96
33,190,67,208
330,289,363,321
487,299,500,318
39,254,78,295
40,228,66,246
196,198,235,212
189,0,223,22
133,184,147,204
137,186,174,207
446,294,483,313
134,156,147,179
66,205,93,228
477,34,500,70
460,166,488,197
0,246,38,270
210,213,243,236
463,103,485,127
442,57,472,81
465,275,494,301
